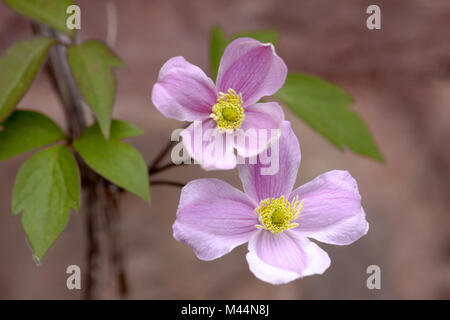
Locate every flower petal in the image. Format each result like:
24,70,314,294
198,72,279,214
216,38,287,107
234,102,284,158
238,121,300,203
181,119,237,170
246,230,330,284
152,56,217,121
290,170,369,245
173,179,258,261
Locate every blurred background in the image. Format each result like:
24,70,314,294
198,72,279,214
0,0,449,299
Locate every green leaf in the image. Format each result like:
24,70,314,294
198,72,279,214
108,119,143,140
275,73,384,161
73,120,150,202
0,36,55,122
209,26,278,81
209,26,228,81
67,40,125,139
12,145,80,259
232,30,278,45
4,0,75,38
0,110,65,161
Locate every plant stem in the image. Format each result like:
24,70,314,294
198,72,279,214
33,23,128,299
148,140,176,173
149,162,187,175
103,182,128,297
147,123,190,174
150,180,185,188
31,24,85,137
84,181,101,299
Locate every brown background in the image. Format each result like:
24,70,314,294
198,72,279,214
0,0,449,299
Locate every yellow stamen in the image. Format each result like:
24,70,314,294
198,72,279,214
254,196,304,234
210,89,245,132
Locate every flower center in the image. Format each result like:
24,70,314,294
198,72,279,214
210,89,245,132
255,196,304,234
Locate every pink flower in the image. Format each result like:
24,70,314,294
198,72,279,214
173,121,369,284
152,38,287,170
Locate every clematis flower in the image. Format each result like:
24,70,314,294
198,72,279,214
152,38,287,170
173,121,369,284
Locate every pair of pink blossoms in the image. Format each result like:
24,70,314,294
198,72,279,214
152,38,369,284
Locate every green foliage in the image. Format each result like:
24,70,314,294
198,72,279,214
209,26,278,80
209,27,228,81
12,145,80,259
0,110,65,161
275,73,384,161
67,40,125,139
4,0,75,37
0,36,54,122
108,119,144,140
73,120,150,202
209,27,383,161
232,30,278,45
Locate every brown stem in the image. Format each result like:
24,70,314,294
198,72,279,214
149,161,175,175
33,23,128,299
84,181,101,299
147,123,190,174
103,182,128,297
31,24,85,137
149,161,188,175
150,180,185,188
148,140,176,173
